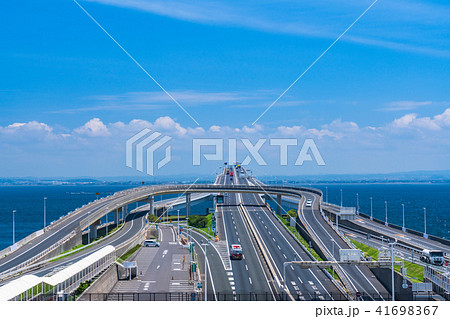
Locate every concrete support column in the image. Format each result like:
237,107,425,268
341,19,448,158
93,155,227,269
89,219,101,240
276,194,282,216
186,193,191,219
149,196,154,216
123,205,128,219
114,208,120,225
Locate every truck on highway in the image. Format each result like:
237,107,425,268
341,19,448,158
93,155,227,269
420,249,444,266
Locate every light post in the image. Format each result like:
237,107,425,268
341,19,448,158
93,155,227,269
12,210,16,245
43,197,47,228
325,186,328,203
201,240,209,301
370,197,373,220
88,211,91,245
356,193,359,214
389,243,395,301
385,201,388,226
331,239,336,279
177,209,180,239
340,189,343,208
423,208,427,238
401,204,405,232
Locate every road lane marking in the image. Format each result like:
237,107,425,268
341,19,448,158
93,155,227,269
249,277,252,285
245,265,248,271
157,265,160,269
283,254,287,259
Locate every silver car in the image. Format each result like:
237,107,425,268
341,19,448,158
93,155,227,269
144,239,160,247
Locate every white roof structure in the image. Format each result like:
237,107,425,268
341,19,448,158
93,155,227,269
0,274,42,301
43,245,115,286
0,245,115,301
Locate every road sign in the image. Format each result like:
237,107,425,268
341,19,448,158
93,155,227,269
445,261,448,267
356,292,361,298
408,282,412,289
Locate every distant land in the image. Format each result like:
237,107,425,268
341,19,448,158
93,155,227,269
1,169,450,186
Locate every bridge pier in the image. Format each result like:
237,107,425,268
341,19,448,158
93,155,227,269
149,196,154,216
122,205,128,220
276,194,282,216
114,208,120,225
89,219,101,241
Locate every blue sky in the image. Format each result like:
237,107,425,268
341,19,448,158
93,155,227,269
1,0,450,177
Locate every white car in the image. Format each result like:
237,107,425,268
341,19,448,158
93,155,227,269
144,239,160,247
305,199,312,207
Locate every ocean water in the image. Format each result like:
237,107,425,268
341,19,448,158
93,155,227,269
0,183,448,250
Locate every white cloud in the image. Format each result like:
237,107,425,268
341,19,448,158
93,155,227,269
1,121,53,133
1,109,450,176
391,108,450,131
74,118,111,137
380,101,433,112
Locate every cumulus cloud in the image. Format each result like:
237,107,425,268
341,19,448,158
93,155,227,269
391,108,450,131
1,121,53,133
74,118,111,137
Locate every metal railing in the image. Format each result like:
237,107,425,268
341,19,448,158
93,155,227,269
32,291,426,301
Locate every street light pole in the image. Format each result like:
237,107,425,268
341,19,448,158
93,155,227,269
12,210,16,245
356,193,359,214
325,186,328,203
201,241,209,301
177,209,180,239
340,189,343,208
423,207,427,238
370,197,373,220
401,204,405,232
390,243,395,301
331,239,336,279
385,201,388,226
44,197,47,228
